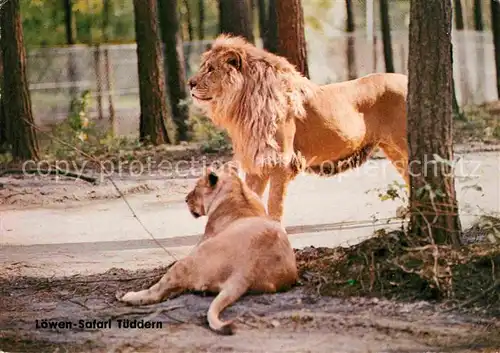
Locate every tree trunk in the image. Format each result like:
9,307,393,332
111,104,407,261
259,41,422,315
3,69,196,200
183,0,194,42
0,0,40,161
379,0,395,73
258,0,268,44
158,0,190,142
0,49,5,149
198,0,205,40
474,0,484,31
63,0,78,114
133,0,176,145
219,0,255,43
407,0,461,246
345,0,357,80
492,0,500,99
276,0,309,78
454,0,464,30
265,0,278,53
103,0,115,133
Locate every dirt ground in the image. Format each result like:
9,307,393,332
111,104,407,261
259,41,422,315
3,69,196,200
1,145,500,353
1,261,500,353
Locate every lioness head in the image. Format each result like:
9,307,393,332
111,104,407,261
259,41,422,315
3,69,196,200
185,163,240,218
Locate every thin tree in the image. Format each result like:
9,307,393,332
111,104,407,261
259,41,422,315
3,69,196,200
133,0,176,145
454,0,464,30
183,0,194,42
258,0,268,44
265,0,278,53
474,0,484,31
198,0,205,40
0,0,40,160
63,0,78,113
345,0,357,80
0,48,5,149
407,0,461,246
158,0,190,142
102,0,116,133
379,0,395,73
276,0,309,78
219,0,255,43
492,0,500,99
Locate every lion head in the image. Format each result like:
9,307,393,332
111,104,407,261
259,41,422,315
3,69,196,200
188,35,316,174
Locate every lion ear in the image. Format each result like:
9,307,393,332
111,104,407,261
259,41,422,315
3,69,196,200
225,50,243,71
208,171,219,187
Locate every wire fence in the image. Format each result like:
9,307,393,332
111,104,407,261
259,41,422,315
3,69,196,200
27,30,498,137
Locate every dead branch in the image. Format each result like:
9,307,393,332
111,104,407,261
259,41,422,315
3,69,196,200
443,280,500,313
110,304,184,320
0,168,97,184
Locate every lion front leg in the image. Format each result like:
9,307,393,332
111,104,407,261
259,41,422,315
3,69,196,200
116,261,189,306
268,166,295,222
245,171,270,198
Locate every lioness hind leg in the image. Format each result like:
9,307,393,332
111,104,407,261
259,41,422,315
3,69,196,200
117,261,189,306
207,279,249,335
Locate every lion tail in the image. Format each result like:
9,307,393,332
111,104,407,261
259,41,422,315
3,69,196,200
207,283,247,335
306,144,375,177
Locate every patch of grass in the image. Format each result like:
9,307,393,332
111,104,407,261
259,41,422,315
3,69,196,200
188,113,231,153
454,103,500,144
297,217,500,316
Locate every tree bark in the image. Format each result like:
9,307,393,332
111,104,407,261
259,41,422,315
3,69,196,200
0,48,5,149
183,0,194,42
103,0,115,133
219,0,255,43
265,0,278,53
133,0,176,145
379,0,395,73
63,0,75,45
63,0,78,114
492,0,500,99
276,0,309,78
345,0,357,80
474,0,484,31
158,0,190,142
198,0,205,40
0,0,40,161
407,0,461,246
258,0,268,44
454,0,464,30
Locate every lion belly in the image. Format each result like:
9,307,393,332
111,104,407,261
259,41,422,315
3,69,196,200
294,102,367,166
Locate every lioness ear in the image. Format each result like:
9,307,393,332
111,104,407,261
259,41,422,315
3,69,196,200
208,171,219,187
225,50,243,71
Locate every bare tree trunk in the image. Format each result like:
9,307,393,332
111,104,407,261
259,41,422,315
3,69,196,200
265,0,278,53
492,0,500,99
276,0,309,78
454,0,464,30
183,0,194,42
219,0,255,43
198,0,205,40
258,0,268,44
0,0,40,161
103,0,115,134
159,0,190,142
93,46,104,120
474,0,484,31
345,0,357,80
0,50,5,149
133,0,176,145
407,0,461,246
63,0,78,113
379,0,394,73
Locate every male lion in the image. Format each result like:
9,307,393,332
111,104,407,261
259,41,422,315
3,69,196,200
116,166,298,335
188,35,409,222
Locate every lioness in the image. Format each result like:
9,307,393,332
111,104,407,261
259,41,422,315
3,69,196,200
116,166,298,335
188,35,409,222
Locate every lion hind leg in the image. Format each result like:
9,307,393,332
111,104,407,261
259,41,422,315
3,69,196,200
117,262,188,306
379,142,409,186
207,278,249,335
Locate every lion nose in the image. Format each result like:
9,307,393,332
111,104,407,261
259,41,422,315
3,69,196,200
188,78,197,89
